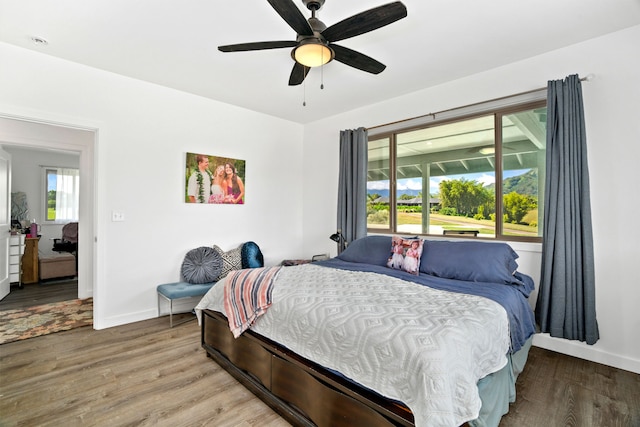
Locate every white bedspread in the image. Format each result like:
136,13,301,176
196,264,509,427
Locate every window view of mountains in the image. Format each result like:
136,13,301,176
368,169,539,199
488,169,539,196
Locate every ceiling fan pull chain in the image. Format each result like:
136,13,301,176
303,78,307,107
320,49,324,89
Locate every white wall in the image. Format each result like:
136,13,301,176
0,41,305,329
302,25,640,373
0,23,638,374
2,145,80,257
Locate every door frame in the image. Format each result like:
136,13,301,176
0,112,98,323
0,147,11,300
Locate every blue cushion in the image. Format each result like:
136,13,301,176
157,282,215,299
241,241,264,269
337,235,392,266
181,246,223,284
419,240,520,284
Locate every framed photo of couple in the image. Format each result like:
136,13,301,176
185,152,246,205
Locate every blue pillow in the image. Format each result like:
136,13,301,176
420,240,520,284
241,241,264,268
337,235,391,266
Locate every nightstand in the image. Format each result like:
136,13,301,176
281,254,329,266
281,259,312,266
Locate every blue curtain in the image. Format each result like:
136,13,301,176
535,74,599,344
337,127,368,252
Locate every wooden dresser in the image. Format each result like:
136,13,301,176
22,237,39,284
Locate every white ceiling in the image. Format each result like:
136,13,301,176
1,0,639,124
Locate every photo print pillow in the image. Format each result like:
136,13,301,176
387,236,423,275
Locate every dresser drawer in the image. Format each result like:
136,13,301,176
10,234,26,245
9,245,25,256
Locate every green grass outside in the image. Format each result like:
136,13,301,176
396,212,538,237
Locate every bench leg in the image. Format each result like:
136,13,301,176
169,298,196,327
157,291,196,328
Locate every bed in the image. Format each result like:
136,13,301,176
196,235,536,427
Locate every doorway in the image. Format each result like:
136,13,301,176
0,116,96,319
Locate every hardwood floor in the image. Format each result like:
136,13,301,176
501,346,639,427
0,316,290,427
1,316,638,427
0,279,78,311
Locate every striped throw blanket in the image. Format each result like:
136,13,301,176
223,266,283,338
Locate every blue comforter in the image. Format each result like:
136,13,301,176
315,258,536,353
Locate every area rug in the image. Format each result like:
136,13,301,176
0,298,93,345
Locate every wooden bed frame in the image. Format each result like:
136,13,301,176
201,308,417,427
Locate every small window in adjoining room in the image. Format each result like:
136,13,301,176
367,100,546,242
43,167,80,222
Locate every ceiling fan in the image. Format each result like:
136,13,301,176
218,0,408,86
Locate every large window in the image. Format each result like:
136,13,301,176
367,101,546,241
43,167,80,222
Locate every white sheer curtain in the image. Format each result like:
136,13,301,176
55,168,80,221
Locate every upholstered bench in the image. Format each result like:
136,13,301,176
39,253,76,281
159,241,264,327
157,282,216,327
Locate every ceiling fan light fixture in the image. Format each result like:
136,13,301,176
219,0,407,86
293,42,333,67
479,146,495,155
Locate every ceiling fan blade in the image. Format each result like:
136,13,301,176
322,1,407,42
267,0,314,36
331,44,386,74
288,62,310,86
218,40,297,52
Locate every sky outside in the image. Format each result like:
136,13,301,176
48,174,57,191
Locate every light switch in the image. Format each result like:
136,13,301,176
112,211,125,222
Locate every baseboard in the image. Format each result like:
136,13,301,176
94,308,157,330
533,333,640,374
94,296,200,330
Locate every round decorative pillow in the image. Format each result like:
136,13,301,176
181,246,223,284
241,241,264,269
